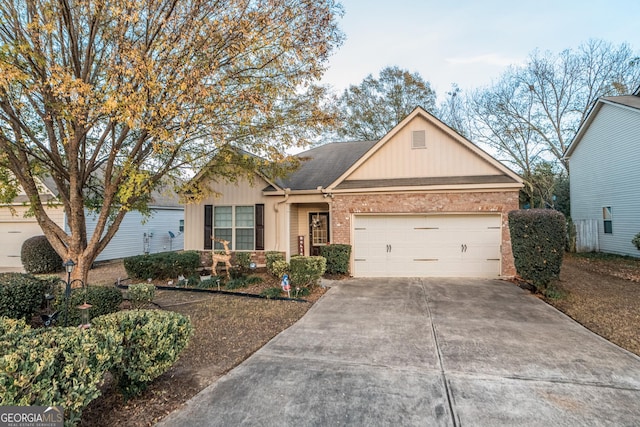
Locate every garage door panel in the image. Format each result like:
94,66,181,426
353,214,502,278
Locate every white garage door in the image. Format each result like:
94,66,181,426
353,214,502,278
0,221,44,269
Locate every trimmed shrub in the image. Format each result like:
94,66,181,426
319,244,351,275
0,273,45,320
20,235,62,274
128,283,156,309
53,286,123,327
265,251,285,274
508,209,566,289
0,324,122,425
92,310,193,399
270,260,289,280
225,275,263,290
289,256,326,287
235,252,252,272
124,251,200,279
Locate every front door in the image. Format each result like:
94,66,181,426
309,212,330,256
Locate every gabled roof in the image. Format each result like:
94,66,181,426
326,106,522,190
271,141,377,191
566,92,640,158
266,106,522,193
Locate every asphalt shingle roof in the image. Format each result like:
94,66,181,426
273,141,377,190
602,94,640,110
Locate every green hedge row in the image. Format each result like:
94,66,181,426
0,273,45,320
508,209,566,289
53,286,123,326
124,251,201,279
0,309,192,423
319,244,351,275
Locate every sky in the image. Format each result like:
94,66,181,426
320,0,640,100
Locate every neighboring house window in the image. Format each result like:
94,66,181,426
603,206,613,234
179,219,184,233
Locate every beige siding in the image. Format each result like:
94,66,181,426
184,176,280,252
348,116,501,180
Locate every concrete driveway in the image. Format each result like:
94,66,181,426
157,278,640,426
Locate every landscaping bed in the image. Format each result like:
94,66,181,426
71,252,640,425
78,261,325,426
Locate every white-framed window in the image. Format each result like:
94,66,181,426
602,206,613,234
214,206,255,250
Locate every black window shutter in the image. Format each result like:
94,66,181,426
204,205,213,250
255,204,264,250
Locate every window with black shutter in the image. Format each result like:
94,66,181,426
255,204,264,250
204,205,213,249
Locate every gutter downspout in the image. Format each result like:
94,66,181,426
274,188,290,251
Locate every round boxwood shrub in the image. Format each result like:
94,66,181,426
0,273,45,320
92,309,193,399
20,235,62,274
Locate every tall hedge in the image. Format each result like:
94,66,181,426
319,244,351,275
508,209,566,288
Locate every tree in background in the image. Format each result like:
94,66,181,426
330,66,436,141
0,0,343,282
467,39,640,210
438,83,468,137
469,39,640,172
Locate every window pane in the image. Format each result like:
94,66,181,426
236,229,254,250
602,207,612,220
214,206,232,227
236,206,254,227
214,229,232,249
604,220,613,234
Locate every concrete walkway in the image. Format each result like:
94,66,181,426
157,278,640,426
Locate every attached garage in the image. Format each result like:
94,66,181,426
353,214,502,278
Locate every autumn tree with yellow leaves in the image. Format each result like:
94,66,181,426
0,0,343,281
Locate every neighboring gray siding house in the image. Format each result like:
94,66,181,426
565,88,640,257
0,175,184,268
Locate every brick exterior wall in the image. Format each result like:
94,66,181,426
330,191,520,276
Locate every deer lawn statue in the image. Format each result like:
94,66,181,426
212,238,232,279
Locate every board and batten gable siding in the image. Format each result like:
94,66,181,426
183,176,279,252
78,208,184,262
570,102,640,257
347,115,501,180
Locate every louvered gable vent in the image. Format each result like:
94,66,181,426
412,130,426,149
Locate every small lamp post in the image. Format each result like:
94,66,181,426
60,259,86,327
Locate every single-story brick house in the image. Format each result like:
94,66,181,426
184,107,523,277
